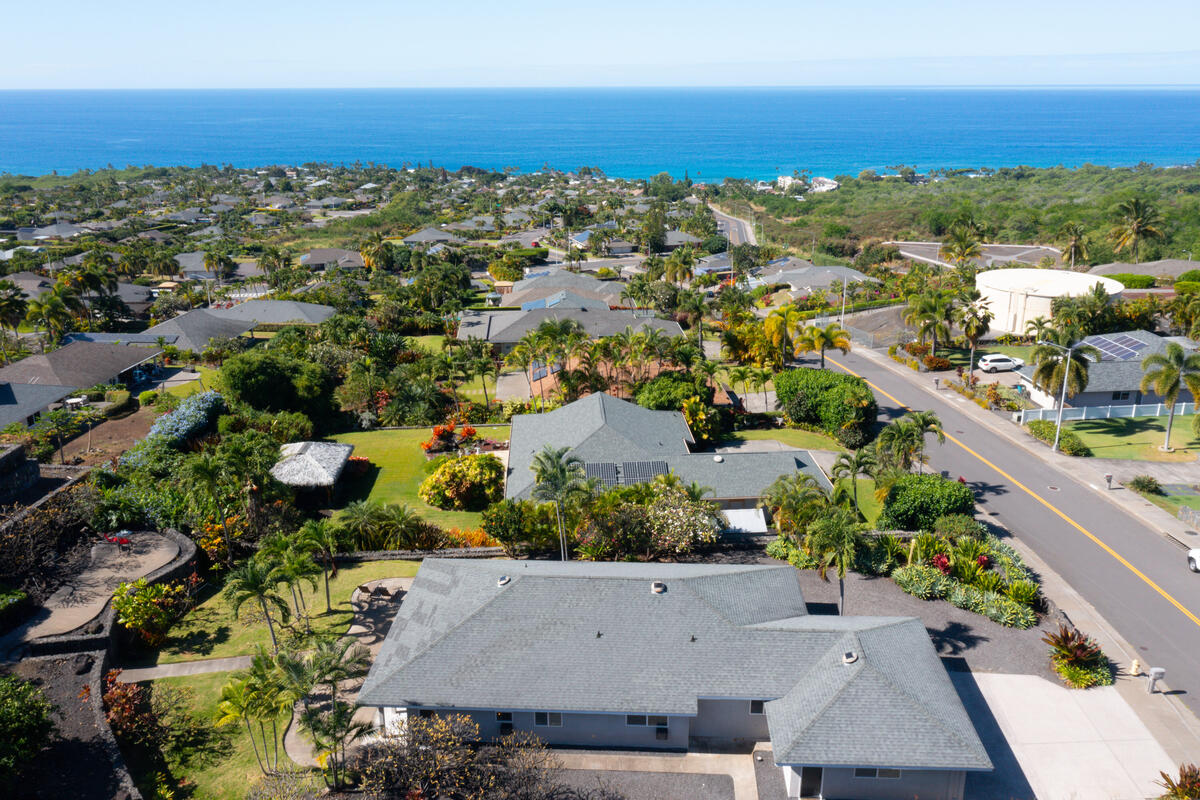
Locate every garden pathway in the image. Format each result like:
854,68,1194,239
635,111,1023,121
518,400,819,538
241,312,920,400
0,532,177,658
118,654,252,682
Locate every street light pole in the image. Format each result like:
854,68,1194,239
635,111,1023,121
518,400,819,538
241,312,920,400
1038,339,1077,453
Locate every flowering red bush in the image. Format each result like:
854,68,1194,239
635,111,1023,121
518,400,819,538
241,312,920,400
931,553,951,575
420,423,479,454
976,554,990,569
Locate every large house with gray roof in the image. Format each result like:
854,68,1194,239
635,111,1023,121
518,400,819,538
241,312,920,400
358,560,992,800
505,393,829,515
458,307,682,353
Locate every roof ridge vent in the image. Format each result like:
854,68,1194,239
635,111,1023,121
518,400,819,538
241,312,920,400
650,581,667,595
842,650,859,665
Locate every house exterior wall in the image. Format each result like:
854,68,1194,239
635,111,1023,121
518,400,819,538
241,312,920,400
392,706,691,750
819,767,966,800
690,698,770,740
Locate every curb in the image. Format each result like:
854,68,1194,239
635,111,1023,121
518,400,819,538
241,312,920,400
851,346,1198,552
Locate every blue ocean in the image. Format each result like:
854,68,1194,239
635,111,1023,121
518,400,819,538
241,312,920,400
1,88,1198,180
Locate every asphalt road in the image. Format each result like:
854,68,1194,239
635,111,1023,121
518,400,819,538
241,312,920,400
711,207,757,246
823,350,1200,716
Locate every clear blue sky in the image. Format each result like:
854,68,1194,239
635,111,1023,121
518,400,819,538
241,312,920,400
5,0,1199,89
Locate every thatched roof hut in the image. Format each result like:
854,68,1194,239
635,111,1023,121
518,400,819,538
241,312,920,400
270,441,354,489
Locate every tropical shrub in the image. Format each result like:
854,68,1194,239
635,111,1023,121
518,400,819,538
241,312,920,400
137,390,159,406
934,513,985,540
481,499,564,556
634,371,713,410
944,582,1037,628
420,422,478,454
112,576,194,646
923,355,953,371
877,474,975,532
1156,763,1200,800
892,564,953,599
1042,624,1114,688
418,454,504,511
774,368,877,448
1026,420,1092,457
143,391,225,448
1127,474,1164,495
1173,280,1200,295
0,676,55,788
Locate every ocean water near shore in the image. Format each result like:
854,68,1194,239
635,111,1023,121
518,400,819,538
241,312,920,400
1,87,1198,179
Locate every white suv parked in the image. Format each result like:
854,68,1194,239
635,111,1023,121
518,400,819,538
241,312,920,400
1189,548,1200,573
978,354,1025,373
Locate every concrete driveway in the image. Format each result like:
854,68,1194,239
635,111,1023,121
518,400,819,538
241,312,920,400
954,672,1175,800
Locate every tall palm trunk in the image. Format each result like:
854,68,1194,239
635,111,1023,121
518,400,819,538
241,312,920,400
259,596,279,653
1163,404,1176,451
244,718,266,774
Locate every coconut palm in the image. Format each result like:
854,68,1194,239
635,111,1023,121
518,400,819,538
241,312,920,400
795,322,851,369
939,225,983,269
0,281,28,364
1058,222,1089,270
806,508,862,614
360,231,394,271
25,293,72,347
955,299,993,379
763,304,802,367
1110,197,1164,264
877,419,926,472
1024,315,1053,344
530,445,588,559
1031,330,1101,408
1139,342,1200,451
664,246,697,286
224,558,290,654
830,449,877,517
903,292,950,354
759,472,829,542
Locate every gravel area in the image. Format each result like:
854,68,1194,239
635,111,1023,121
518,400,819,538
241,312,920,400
558,770,733,800
792,569,1060,681
753,753,789,800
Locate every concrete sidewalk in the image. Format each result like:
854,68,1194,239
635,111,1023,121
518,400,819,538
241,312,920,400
557,749,761,800
119,654,252,682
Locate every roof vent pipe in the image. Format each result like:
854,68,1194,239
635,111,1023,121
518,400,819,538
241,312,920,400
842,651,858,664
497,575,511,586
651,581,667,594
713,455,724,463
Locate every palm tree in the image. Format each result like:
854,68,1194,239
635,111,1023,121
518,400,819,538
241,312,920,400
904,410,946,471
0,281,28,364
337,499,382,550
763,304,802,367
759,472,829,542
830,450,877,517
796,322,851,369
751,367,772,411
529,445,587,560
298,520,344,613
939,225,983,269
955,300,993,379
1110,198,1164,264
1139,342,1200,451
728,365,752,408
224,558,290,653
360,231,394,271
182,452,235,565
903,292,950,354
306,635,371,703
1031,330,1101,408
877,419,926,472
300,700,373,791
665,246,697,286
1059,222,1089,270
505,339,539,408
1024,315,1053,344
25,293,72,347
806,508,862,614
215,677,270,774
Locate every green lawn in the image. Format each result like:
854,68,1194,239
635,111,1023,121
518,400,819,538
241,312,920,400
411,334,447,353
855,478,881,526
943,345,1036,370
165,365,220,398
1065,415,1200,462
330,428,508,529
152,560,419,665
721,428,845,452
1144,491,1200,518
144,670,299,800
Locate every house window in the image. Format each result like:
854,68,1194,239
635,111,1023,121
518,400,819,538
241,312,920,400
749,700,765,715
534,712,562,727
854,768,901,779
1112,391,1132,401
496,712,512,722
416,709,435,719
626,715,668,727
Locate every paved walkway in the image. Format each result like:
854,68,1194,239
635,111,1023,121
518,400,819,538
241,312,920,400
118,654,252,682
1,532,177,657
557,748,762,800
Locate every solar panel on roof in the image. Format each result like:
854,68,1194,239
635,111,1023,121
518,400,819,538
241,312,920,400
585,462,619,487
621,460,669,485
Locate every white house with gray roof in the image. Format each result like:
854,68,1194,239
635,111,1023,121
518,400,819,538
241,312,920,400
358,560,992,800
505,392,830,511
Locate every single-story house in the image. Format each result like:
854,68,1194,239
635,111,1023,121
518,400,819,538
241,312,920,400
358,560,993,800
503,270,626,307
142,309,257,354
402,227,467,246
1017,329,1199,407
663,230,703,251
0,341,162,391
505,392,830,511
752,263,879,295
299,248,365,271
458,307,683,354
270,441,354,490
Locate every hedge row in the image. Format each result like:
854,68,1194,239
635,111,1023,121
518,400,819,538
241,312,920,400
773,368,877,448
1026,419,1092,457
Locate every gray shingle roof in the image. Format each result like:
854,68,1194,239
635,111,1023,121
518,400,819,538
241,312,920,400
270,441,354,487
1018,329,1198,395
457,307,682,346
359,559,991,772
0,381,76,427
208,300,335,325
143,309,256,353
0,342,161,388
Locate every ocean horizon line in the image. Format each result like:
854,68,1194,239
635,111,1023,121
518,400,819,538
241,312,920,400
3,84,1200,93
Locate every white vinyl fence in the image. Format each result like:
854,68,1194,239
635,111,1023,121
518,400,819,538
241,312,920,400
1017,402,1196,425
1180,507,1200,527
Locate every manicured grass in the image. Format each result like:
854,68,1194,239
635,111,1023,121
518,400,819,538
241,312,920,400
855,478,881,526
942,345,1036,370
1065,415,1200,462
721,428,845,452
1144,491,1200,518
165,365,220,398
411,334,447,353
145,670,295,800
153,560,419,664
330,428,507,529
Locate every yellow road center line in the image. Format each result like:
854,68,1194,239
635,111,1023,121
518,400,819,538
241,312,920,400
826,355,1200,628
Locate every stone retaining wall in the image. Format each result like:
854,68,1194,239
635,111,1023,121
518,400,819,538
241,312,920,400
335,546,505,563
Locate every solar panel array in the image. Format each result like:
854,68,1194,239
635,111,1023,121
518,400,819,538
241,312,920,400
622,461,670,484
1090,334,1149,361
584,462,619,487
